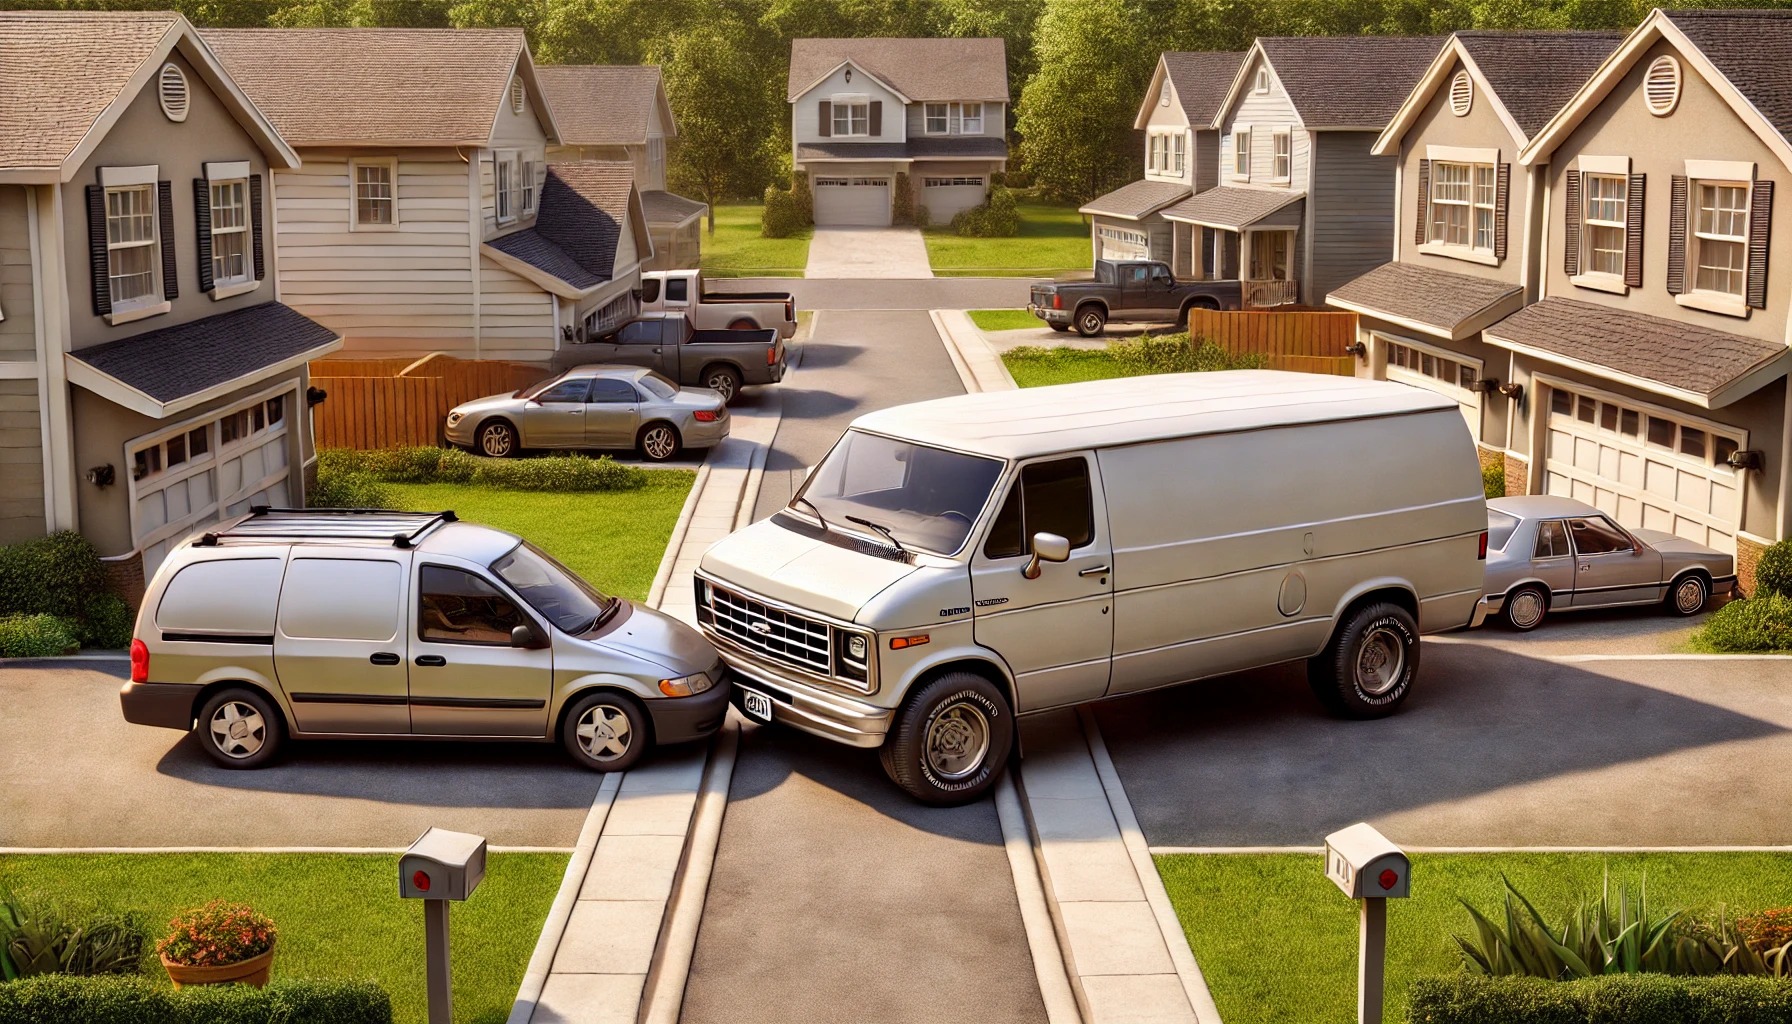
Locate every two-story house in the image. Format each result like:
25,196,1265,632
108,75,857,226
540,64,707,271
205,28,651,364
787,38,1009,227
1,11,338,590
1328,31,1620,478
1080,51,1244,271
1162,35,1439,307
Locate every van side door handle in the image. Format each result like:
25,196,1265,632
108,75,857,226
415,655,447,667
1079,565,1111,577
369,652,400,666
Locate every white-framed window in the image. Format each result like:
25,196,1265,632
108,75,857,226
1172,133,1185,175
350,158,395,229
813,176,849,186
1272,131,1290,181
105,183,159,310
1233,129,1250,179
495,151,521,223
832,101,869,136
1693,180,1749,297
961,102,983,134
1581,173,1627,277
208,178,250,287
923,176,983,187
521,159,536,215
1429,160,1496,252
925,102,949,134
1148,134,1163,172
1547,383,1741,472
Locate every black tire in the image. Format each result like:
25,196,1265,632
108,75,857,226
196,687,284,769
637,422,682,462
1049,322,1071,333
1307,601,1420,719
1668,573,1710,616
1177,298,1218,328
1503,584,1549,631
701,364,742,405
880,672,1014,806
1074,305,1107,338
562,691,651,772
478,419,519,458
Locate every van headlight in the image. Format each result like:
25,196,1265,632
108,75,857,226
658,672,714,697
832,626,871,684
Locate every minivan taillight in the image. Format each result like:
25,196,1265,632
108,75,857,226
1052,293,1063,310
1478,530,1488,560
130,638,149,683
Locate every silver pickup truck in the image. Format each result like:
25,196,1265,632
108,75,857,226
640,269,797,338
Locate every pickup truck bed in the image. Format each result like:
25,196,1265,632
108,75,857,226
560,312,786,405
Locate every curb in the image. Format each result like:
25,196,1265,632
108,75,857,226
646,462,711,609
930,308,1018,393
995,772,1083,1024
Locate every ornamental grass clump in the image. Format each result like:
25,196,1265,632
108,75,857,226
0,888,150,980
156,901,275,969
1106,332,1270,376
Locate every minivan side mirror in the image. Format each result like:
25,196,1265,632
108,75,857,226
510,624,538,648
1023,532,1071,579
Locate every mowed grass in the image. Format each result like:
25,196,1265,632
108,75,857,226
924,202,1091,276
0,852,565,1024
698,203,810,277
387,474,693,602
1158,852,1792,1024
967,308,1043,331
1002,346,1134,388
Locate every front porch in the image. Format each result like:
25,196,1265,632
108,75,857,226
1163,186,1305,309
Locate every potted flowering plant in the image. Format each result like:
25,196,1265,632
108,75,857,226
156,900,277,988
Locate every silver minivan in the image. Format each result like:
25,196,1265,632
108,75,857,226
120,509,728,771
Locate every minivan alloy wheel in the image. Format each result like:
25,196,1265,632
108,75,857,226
1354,626,1406,696
209,701,267,759
576,705,633,762
924,700,991,780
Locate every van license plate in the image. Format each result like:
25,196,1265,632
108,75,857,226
739,687,774,723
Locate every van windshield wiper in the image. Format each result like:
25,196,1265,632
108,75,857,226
794,496,827,530
845,515,906,556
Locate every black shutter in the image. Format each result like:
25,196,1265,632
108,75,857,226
1624,172,1645,288
817,101,831,138
870,100,882,136
250,173,265,281
1563,169,1581,277
157,181,178,301
86,185,111,317
1748,178,1773,309
1495,163,1511,261
193,179,214,293
1667,174,1688,295
1414,158,1430,246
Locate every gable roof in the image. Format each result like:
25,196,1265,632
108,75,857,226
483,162,648,299
537,65,674,147
1135,51,1247,128
203,27,558,147
1219,35,1443,130
0,10,298,183
787,38,1008,103
1079,179,1190,220
1326,262,1525,342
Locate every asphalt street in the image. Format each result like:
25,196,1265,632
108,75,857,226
714,276,1035,312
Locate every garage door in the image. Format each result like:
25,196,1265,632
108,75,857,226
1381,335,1482,436
813,177,890,226
1543,382,1743,554
921,176,986,221
1097,225,1149,260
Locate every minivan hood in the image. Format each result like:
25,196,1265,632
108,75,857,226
592,601,717,675
699,517,916,621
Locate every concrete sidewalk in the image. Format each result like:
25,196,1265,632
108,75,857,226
805,227,933,279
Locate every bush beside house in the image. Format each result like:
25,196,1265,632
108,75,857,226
761,172,814,238
949,184,1021,237
0,534,135,655
1693,537,1792,652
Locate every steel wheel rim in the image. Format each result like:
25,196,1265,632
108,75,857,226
481,425,511,457
1676,578,1706,614
1080,312,1102,333
209,701,266,759
1354,627,1406,696
925,701,991,780
643,426,676,460
1509,590,1545,629
706,373,736,401
576,705,633,762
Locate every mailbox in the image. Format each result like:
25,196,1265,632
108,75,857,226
400,827,487,901
1325,822,1409,900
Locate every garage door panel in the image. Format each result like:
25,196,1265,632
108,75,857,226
1618,494,1641,524
1713,481,1739,520
1573,436,1599,471
1677,470,1709,512
1597,445,1620,480
1643,460,1674,498
814,178,891,226
1618,451,1643,487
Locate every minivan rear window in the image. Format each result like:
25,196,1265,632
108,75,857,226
1487,509,1520,552
157,558,283,636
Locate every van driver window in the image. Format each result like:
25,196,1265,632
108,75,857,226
419,565,526,645
983,458,1094,559
1533,520,1569,559
536,378,590,404
665,278,689,303
619,321,660,345
1569,516,1633,554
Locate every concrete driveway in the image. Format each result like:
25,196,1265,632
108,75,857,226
804,227,933,279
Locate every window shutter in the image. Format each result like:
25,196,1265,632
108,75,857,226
817,101,831,138
1495,163,1511,261
250,173,265,281
1748,178,1773,309
1414,159,1429,246
1624,172,1645,288
1667,174,1688,295
85,185,110,317
870,101,882,136
193,179,214,293
157,180,178,301
1563,170,1581,277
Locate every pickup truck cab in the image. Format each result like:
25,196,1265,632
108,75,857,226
570,312,785,405
1030,260,1242,337
641,269,797,339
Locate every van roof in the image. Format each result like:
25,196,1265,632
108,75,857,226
192,509,521,564
850,370,1459,459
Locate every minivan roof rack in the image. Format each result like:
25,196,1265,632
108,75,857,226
194,508,458,550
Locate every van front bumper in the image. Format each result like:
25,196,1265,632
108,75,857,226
120,681,198,731
717,648,892,749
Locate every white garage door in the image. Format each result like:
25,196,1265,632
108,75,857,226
921,176,986,221
1097,225,1149,261
1543,382,1743,554
814,176,890,226
1382,336,1483,436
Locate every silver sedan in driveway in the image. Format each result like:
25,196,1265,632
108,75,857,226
445,365,729,462
1478,494,1737,631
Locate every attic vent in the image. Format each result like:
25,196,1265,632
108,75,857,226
1644,55,1681,116
510,75,525,115
1255,67,1270,94
158,63,189,123
1449,70,1472,116
1160,80,1172,107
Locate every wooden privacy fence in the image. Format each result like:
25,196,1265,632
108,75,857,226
309,353,549,450
1184,307,1358,376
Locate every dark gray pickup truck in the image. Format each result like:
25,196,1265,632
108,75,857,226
1030,260,1242,337
565,312,785,404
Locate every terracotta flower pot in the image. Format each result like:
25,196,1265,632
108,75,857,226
161,941,275,989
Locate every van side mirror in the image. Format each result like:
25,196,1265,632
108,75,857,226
510,624,538,648
1023,532,1071,579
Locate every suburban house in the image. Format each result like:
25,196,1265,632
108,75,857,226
205,28,651,364
1163,35,1439,307
0,10,338,590
787,37,1009,227
539,64,707,271
1079,51,1244,270
1327,31,1620,481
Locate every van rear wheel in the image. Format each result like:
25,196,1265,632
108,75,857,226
197,687,283,769
880,672,1013,806
1307,601,1419,719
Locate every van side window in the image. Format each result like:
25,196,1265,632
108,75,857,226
279,559,403,641
982,458,1094,559
1533,520,1569,559
665,278,689,303
1569,516,1633,555
419,565,525,645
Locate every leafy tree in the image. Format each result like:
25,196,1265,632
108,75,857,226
653,18,781,229
1016,0,1156,202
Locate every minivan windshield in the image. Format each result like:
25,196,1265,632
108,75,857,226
794,430,1005,555
492,541,615,634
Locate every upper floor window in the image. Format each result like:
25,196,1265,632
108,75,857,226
1148,134,1163,173
1255,67,1270,94
521,159,536,215
495,151,526,224
926,102,949,134
1693,181,1749,296
1172,133,1185,175
1582,174,1627,277
352,159,394,228
1272,131,1290,181
961,103,983,134
1233,129,1250,179
105,184,159,307
1429,161,1495,252
209,178,250,287
833,101,869,136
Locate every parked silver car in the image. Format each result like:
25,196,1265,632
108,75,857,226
1477,495,1736,631
444,365,728,462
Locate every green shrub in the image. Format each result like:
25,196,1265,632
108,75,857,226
1756,539,1792,598
316,448,648,495
0,974,393,1024
0,888,150,980
892,172,916,226
1407,973,1792,1024
156,901,275,970
75,595,134,651
791,171,813,226
0,532,104,620
760,184,804,238
1689,593,1792,652
309,472,397,510
1106,332,1270,375
0,615,78,659
1484,461,1506,500
950,185,1021,237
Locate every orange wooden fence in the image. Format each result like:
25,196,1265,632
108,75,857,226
1185,307,1358,376
309,354,550,449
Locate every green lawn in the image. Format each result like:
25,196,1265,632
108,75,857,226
0,852,565,1024
1002,347,1132,388
698,203,810,277
387,474,693,602
967,309,1044,332
1158,852,1792,1024
923,202,1091,277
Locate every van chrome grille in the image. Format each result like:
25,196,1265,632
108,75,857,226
703,580,831,675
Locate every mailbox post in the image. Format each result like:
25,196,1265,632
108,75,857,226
400,828,487,1024
1324,823,1409,1024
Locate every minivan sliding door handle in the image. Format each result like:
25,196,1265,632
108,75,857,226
369,652,401,666
414,655,447,667
1079,565,1111,577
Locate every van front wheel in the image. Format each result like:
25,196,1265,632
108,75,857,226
1308,602,1419,719
880,672,1013,806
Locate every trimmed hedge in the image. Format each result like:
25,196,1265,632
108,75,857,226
1689,592,1792,653
949,184,1020,237
0,614,80,659
1757,539,1792,599
0,533,104,620
0,975,392,1024
316,447,648,494
1407,973,1792,1024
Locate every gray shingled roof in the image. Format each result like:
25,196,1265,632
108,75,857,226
787,38,1008,102
1080,179,1190,220
1161,51,1247,125
0,11,179,171
1666,9,1792,145
70,303,338,404
795,137,1007,162
537,65,662,147
1483,297,1786,400
1327,261,1523,338
641,190,707,226
1455,31,1622,140
488,162,634,292
1162,186,1304,231
1258,35,1443,128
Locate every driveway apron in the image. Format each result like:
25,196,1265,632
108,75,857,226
804,227,934,279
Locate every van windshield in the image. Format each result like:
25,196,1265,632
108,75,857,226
794,430,1005,555
492,541,615,634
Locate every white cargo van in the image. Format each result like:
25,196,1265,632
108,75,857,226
695,371,1488,804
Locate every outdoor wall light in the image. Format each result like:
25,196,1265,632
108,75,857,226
1344,340,1366,358
85,465,114,488
561,325,574,341
1728,449,1765,471
1471,376,1501,395
1497,381,1525,403
306,386,328,407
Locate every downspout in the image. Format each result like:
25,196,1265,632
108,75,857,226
464,147,482,360
36,182,76,530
